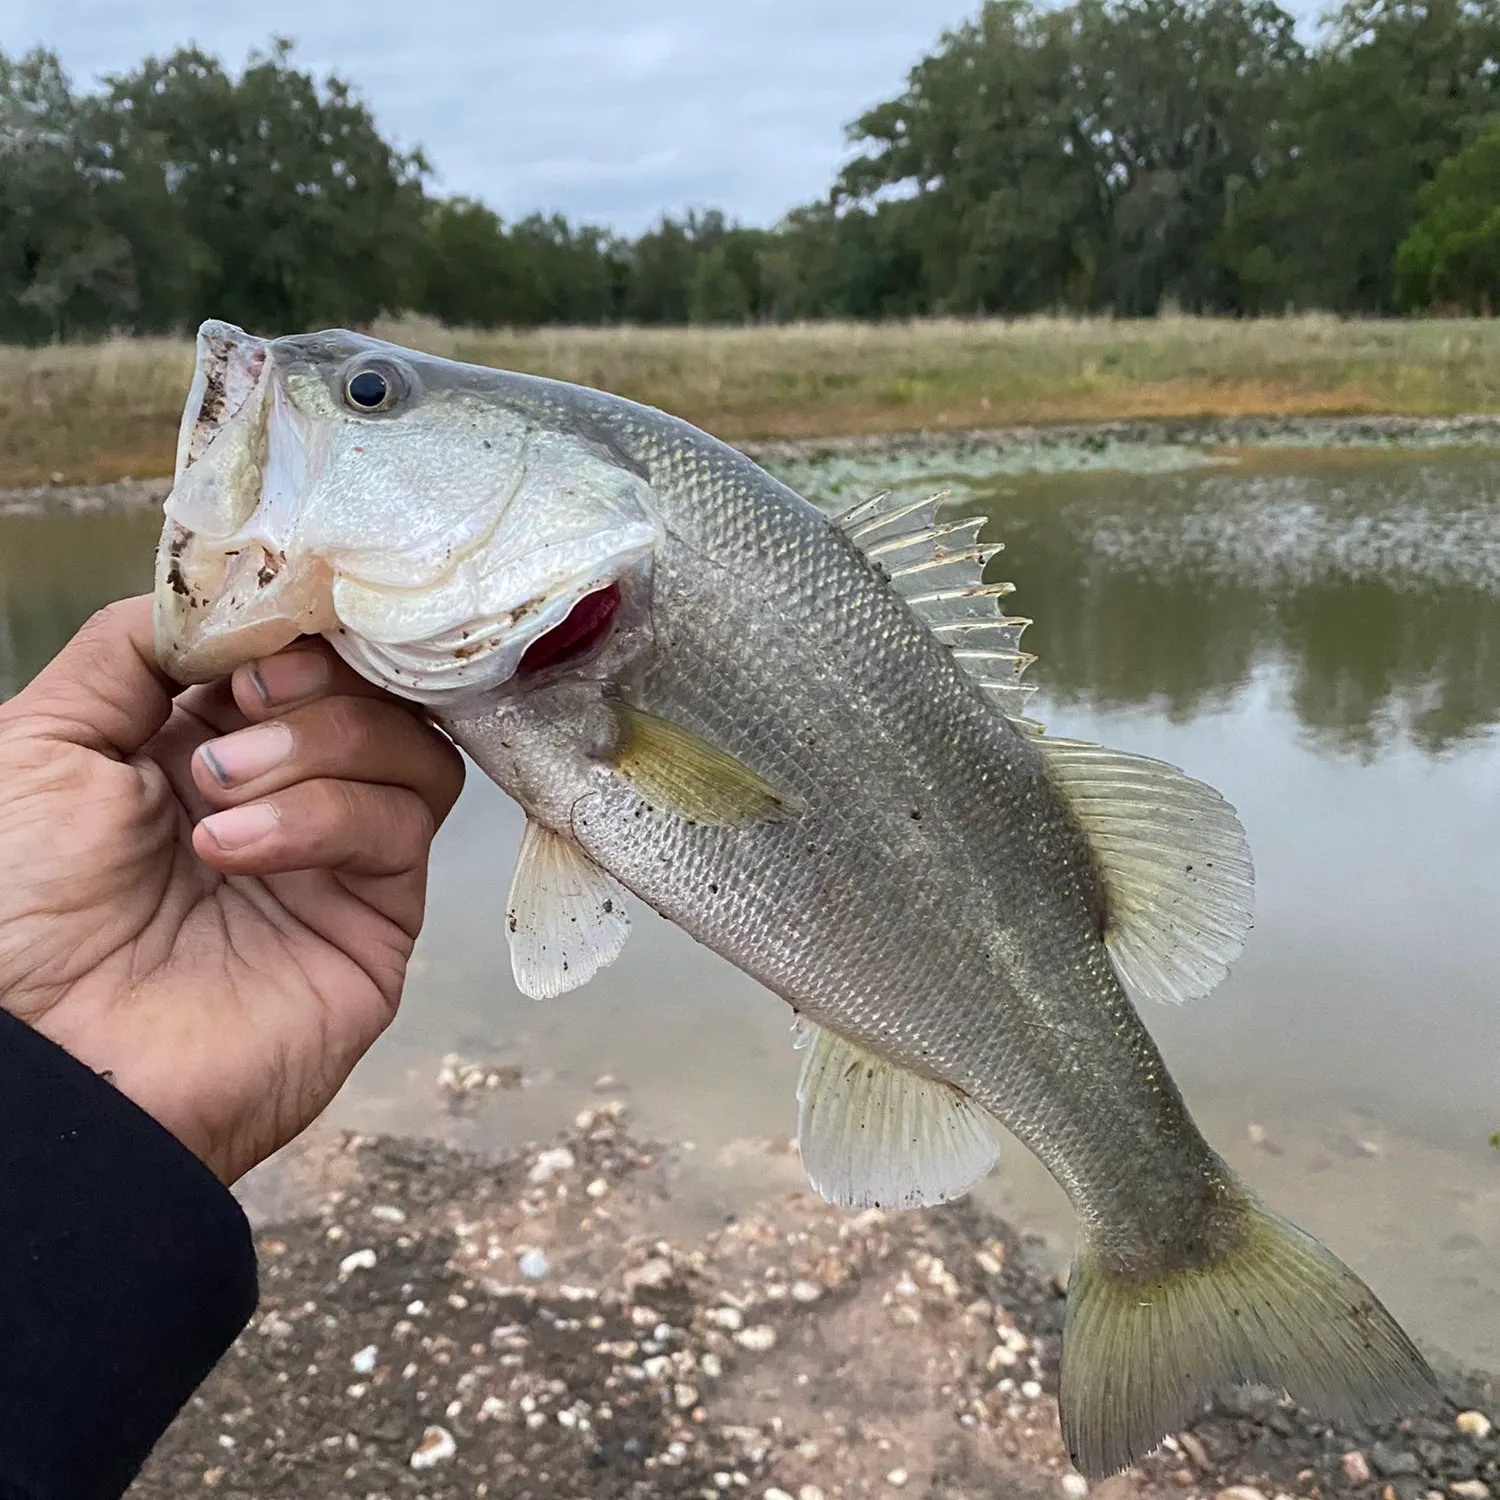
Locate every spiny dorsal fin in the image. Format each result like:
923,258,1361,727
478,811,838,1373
832,488,1038,722
606,702,801,826
1038,738,1255,1005
793,1018,1001,1209
507,819,631,999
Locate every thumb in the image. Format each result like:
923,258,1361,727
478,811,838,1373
0,596,178,758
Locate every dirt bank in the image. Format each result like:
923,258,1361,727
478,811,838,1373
129,1108,1496,1500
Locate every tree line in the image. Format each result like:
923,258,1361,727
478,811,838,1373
5,1,1500,343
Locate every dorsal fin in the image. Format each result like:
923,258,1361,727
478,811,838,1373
833,488,1038,723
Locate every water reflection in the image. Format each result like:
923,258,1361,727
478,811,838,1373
0,507,160,699
769,449,1500,757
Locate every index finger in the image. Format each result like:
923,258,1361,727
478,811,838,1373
0,596,178,759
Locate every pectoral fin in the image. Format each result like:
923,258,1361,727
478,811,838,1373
793,1020,1001,1210
605,702,800,827
506,818,631,999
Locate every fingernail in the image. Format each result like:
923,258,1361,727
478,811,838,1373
199,723,293,787
248,650,331,706
200,802,280,851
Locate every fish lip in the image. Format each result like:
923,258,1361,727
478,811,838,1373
325,549,653,710
154,326,335,683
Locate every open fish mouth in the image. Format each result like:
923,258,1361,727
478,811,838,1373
327,570,637,706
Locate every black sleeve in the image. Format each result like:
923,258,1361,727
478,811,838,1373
0,1011,259,1500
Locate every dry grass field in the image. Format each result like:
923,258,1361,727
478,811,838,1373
6,313,1500,486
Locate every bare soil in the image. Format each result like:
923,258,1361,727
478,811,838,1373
128,1108,1497,1500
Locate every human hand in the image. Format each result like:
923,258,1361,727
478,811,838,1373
0,596,464,1183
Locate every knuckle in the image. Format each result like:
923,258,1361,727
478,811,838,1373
313,696,382,763
71,603,131,670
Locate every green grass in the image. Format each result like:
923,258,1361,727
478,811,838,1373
7,313,1500,487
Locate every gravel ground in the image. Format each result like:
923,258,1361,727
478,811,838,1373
128,1107,1496,1500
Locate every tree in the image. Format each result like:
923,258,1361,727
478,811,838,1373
689,243,751,323
0,49,147,341
833,0,1303,315
412,198,545,327
96,40,428,334
1396,118,1500,311
1228,0,1500,311
509,214,627,323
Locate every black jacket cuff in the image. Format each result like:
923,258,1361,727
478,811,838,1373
0,1011,259,1500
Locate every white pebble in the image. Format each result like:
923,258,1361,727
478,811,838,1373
586,1178,609,1199
1216,1488,1269,1500
406,1300,427,1316
338,1249,377,1276
734,1324,777,1351
350,1345,378,1375
790,1281,821,1303
1451,1484,1491,1500
1061,1476,1088,1499
624,1257,674,1293
800,1487,827,1500
518,1248,550,1279
528,1146,576,1184
886,1469,909,1488
1021,1379,1043,1399
675,1383,700,1409
370,1205,407,1224
1457,1411,1493,1440
764,1489,795,1500
709,1306,745,1331
409,1426,456,1469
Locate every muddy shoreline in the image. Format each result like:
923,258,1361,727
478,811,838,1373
11,412,1500,518
128,1109,1497,1500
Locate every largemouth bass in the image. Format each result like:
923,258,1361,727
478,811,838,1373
153,322,1437,1475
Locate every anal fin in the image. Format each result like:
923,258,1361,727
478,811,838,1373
794,1020,1000,1210
506,819,631,999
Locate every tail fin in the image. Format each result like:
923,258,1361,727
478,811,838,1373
1059,1196,1440,1478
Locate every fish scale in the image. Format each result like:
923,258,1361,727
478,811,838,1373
480,426,1203,1248
153,321,1439,1478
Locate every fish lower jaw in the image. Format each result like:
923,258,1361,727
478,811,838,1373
155,524,339,683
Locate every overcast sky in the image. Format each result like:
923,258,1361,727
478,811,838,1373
1,0,991,233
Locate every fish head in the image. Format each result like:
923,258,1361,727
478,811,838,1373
154,321,664,705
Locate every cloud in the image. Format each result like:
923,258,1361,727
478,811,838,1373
3,0,978,231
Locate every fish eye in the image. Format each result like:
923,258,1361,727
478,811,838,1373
345,368,391,410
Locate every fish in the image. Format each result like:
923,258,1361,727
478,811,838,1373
154,320,1439,1476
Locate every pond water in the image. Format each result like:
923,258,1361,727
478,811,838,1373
3,440,1496,1374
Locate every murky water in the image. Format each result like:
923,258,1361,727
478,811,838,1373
2,444,1497,1373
